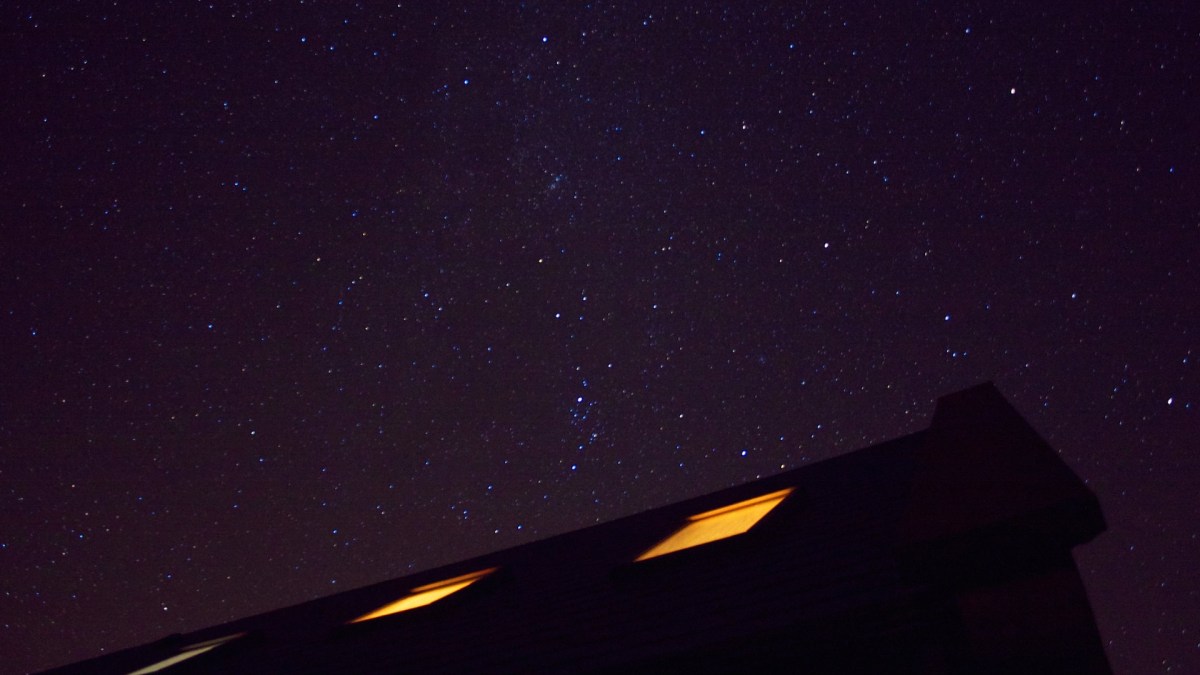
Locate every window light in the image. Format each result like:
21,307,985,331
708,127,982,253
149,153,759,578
127,633,243,675
350,567,497,623
635,488,794,561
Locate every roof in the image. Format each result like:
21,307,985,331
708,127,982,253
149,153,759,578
44,383,1109,674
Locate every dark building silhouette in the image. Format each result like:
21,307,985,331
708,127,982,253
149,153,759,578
45,383,1110,674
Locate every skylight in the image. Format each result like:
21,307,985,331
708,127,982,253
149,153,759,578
126,633,243,675
635,488,794,561
350,567,497,623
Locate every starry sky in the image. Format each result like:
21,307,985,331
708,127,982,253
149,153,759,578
1,2,1196,673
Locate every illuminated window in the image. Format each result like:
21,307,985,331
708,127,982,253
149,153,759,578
635,488,794,561
350,568,497,623
127,633,243,675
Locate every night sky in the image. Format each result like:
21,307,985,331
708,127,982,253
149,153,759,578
2,2,1196,673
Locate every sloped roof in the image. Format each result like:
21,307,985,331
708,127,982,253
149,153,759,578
44,383,1107,674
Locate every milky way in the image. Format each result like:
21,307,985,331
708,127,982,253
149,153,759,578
2,3,1196,673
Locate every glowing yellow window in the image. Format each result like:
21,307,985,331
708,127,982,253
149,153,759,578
350,568,497,623
636,488,794,561
127,633,244,674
